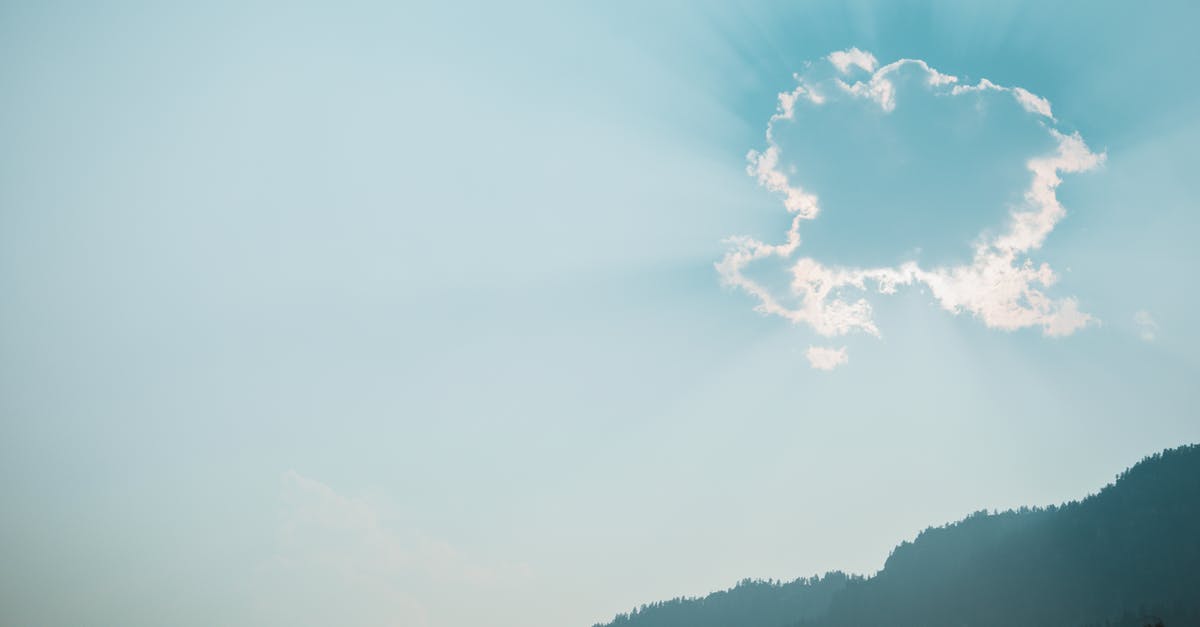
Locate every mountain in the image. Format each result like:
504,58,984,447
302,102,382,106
594,444,1200,627
601,573,854,627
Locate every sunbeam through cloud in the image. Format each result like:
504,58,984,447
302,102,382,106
717,48,1105,370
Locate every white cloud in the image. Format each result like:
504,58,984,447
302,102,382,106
717,51,1105,368
1012,87,1054,119
746,145,820,218
828,47,878,74
952,79,1055,120
806,346,849,370
1134,310,1157,341
833,59,958,112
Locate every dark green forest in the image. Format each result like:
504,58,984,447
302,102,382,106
596,444,1200,627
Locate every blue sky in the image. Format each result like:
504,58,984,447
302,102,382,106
2,2,1199,626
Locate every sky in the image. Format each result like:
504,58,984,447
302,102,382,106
2,1,1199,626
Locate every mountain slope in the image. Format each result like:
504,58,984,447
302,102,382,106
602,573,852,627
595,444,1200,627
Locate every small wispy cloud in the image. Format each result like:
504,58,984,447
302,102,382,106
718,51,1105,369
951,79,1056,120
827,47,878,74
250,471,531,627
806,346,849,371
1134,310,1157,341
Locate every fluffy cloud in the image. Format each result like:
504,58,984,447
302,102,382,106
951,79,1056,120
806,346,849,371
834,58,958,112
828,47,878,74
717,50,1105,368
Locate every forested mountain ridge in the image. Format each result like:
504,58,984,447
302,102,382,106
600,573,854,627
595,444,1200,627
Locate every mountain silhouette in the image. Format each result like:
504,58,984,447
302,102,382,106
595,444,1200,627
